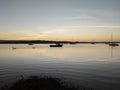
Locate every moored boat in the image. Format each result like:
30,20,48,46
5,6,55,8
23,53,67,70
28,43,33,45
109,33,119,46
49,43,63,47
12,47,16,49
109,43,119,46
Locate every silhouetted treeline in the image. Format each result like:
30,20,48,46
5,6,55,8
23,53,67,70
0,40,69,44
0,40,119,44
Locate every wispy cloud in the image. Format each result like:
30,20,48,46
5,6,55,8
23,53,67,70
65,25,120,29
0,30,49,40
1,24,120,40
56,14,97,20
36,25,120,35
69,9,120,17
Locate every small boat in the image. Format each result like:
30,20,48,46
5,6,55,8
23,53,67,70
109,43,119,46
109,33,119,46
28,43,33,45
12,47,16,49
49,43,63,47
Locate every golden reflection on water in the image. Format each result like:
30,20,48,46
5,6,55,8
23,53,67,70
0,44,120,90
0,44,120,62
0,48,47,57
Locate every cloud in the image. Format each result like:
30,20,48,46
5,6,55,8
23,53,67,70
69,9,120,17
66,25,120,29
35,25,120,36
56,14,97,20
1,24,120,40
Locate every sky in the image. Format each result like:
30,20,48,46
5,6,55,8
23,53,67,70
0,0,120,41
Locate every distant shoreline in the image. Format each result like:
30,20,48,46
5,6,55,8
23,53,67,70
0,40,120,44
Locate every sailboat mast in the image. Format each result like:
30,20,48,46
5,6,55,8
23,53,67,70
111,32,113,43
109,32,119,46
111,33,113,43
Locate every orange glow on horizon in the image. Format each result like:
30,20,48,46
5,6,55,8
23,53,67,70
0,35,119,42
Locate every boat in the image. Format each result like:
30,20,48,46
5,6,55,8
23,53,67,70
49,43,63,47
109,43,119,46
28,43,33,45
12,47,16,49
109,33,119,46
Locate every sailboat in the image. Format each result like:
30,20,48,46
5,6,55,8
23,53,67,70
109,33,119,46
49,43,63,47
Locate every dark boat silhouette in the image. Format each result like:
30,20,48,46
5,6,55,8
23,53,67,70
28,43,33,45
50,43,63,47
109,43,119,46
109,33,119,46
12,47,16,49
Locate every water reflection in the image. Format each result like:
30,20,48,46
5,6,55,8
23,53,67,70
0,44,120,90
0,44,119,62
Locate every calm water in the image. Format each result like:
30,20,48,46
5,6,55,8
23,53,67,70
0,44,120,90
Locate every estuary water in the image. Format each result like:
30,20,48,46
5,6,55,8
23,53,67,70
0,44,120,90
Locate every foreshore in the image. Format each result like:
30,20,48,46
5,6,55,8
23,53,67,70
1,76,96,90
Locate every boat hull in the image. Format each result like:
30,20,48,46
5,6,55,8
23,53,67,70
109,43,119,46
49,45,63,47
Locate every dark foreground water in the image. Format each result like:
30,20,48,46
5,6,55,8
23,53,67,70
0,44,120,90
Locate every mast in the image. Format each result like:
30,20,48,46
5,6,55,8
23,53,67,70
109,32,119,46
110,32,113,43
111,32,113,43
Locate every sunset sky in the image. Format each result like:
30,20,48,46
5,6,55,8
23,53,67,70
0,0,120,41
